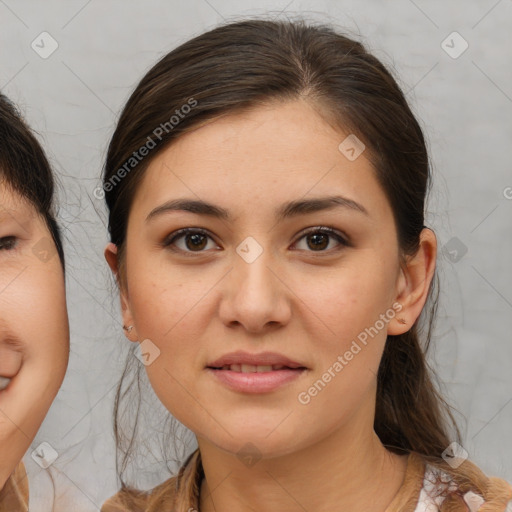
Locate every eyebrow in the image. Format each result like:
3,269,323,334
146,195,369,223
146,195,370,222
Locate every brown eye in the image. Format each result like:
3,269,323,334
163,228,218,254
0,236,17,251
306,232,329,250
293,227,348,253
184,232,208,251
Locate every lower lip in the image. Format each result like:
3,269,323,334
206,368,306,393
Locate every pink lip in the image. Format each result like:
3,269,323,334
206,367,306,393
207,350,306,369
206,350,308,394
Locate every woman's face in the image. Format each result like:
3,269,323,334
108,99,433,458
0,184,69,483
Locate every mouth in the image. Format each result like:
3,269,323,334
0,376,12,392
205,351,309,393
206,350,307,370
206,363,308,393
208,364,306,372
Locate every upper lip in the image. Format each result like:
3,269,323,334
207,350,307,369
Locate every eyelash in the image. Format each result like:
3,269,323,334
162,226,349,256
0,236,17,251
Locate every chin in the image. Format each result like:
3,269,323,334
198,423,305,461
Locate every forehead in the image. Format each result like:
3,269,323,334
131,100,393,224
0,181,38,221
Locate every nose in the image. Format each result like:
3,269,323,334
218,246,292,334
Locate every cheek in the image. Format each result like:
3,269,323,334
127,268,225,425
127,244,222,340
128,269,206,373
129,271,206,338
297,260,396,347
0,263,68,426
8,263,68,360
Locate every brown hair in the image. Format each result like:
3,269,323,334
102,18,511,507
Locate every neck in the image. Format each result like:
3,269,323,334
197,421,409,512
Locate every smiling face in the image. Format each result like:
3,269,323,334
106,99,433,459
0,183,69,486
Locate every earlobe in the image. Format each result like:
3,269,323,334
122,324,138,343
388,228,437,335
104,242,139,342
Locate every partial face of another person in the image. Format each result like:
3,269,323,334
106,99,434,459
0,183,69,487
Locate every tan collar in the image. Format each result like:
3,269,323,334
0,461,29,512
384,451,426,512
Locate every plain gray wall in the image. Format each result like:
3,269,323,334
1,0,511,509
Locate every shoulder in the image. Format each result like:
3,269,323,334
102,448,202,512
0,460,29,512
413,453,512,511
101,475,179,512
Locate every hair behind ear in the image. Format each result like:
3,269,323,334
375,326,460,456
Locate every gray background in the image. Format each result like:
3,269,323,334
1,0,511,509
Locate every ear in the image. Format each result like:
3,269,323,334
387,228,437,335
104,242,138,342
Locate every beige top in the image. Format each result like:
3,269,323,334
100,449,512,512
2,450,510,510
0,461,29,512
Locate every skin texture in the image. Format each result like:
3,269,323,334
105,99,437,511
0,184,69,490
